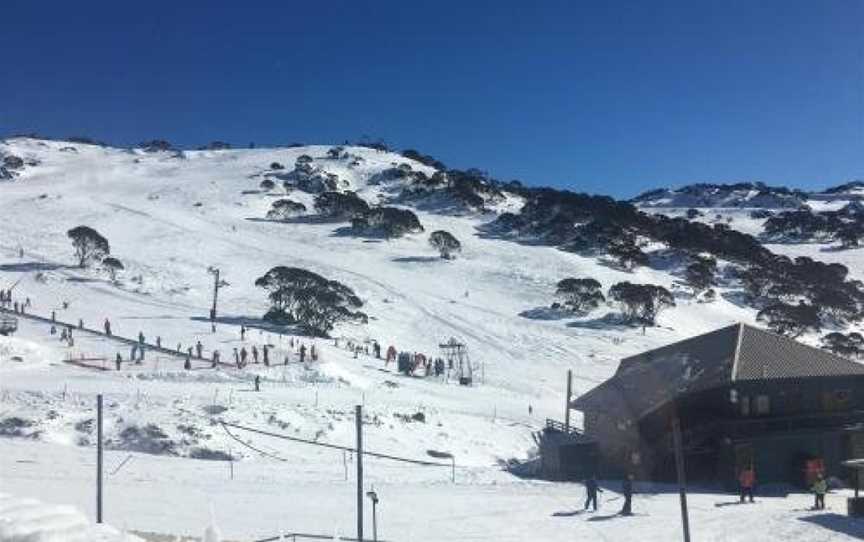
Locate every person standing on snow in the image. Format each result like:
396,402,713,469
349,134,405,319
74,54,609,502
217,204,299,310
138,331,145,345
184,355,192,371
299,344,306,363
812,473,828,510
240,347,248,366
115,353,122,371
196,341,203,359
233,348,240,368
252,345,259,363
262,345,270,366
240,325,246,341
584,475,602,512
212,349,220,368
620,474,634,516
738,466,756,503
104,319,112,336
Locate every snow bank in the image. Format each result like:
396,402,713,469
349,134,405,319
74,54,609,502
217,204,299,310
0,337,52,371
0,493,141,542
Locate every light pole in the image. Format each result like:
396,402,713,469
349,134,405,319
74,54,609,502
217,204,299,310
427,450,456,483
366,489,379,542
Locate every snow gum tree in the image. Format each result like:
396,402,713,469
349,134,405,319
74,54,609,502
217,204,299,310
608,282,675,326
67,225,110,268
555,278,605,314
254,266,367,336
429,230,461,259
101,256,124,282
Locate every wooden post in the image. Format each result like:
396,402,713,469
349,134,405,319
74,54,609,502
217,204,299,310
96,394,103,524
671,416,691,542
564,370,572,432
356,405,364,542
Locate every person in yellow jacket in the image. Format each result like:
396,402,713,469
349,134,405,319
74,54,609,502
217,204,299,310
812,473,828,510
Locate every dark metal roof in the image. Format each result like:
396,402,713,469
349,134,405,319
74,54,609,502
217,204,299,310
735,324,864,380
572,323,864,419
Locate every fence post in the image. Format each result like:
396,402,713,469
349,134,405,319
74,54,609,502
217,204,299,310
672,416,691,542
96,394,103,523
356,405,364,542
564,369,572,432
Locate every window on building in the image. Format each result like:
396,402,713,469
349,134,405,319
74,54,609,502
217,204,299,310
755,395,770,415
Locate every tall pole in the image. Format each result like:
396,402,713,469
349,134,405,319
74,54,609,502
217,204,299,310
371,499,378,542
96,394,103,524
671,416,691,542
210,268,220,322
356,405,364,542
564,369,572,432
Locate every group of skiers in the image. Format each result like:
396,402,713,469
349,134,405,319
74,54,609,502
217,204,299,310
2,295,31,315
581,466,831,518
583,474,634,516
737,466,829,510
338,339,449,378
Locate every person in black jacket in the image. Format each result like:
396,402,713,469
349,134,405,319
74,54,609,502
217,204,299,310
621,474,634,516
584,475,602,511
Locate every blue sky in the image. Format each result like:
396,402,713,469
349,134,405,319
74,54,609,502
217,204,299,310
2,0,862,197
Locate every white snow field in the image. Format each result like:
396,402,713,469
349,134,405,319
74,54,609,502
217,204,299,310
1,137,863,540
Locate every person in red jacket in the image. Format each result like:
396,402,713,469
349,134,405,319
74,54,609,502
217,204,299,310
739,467,756,503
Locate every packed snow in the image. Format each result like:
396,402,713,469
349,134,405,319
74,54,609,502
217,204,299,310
1,138,863,540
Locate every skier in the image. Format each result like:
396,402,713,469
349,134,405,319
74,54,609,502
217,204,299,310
156,336,161,348
196,341,203,359
233,347,240,368
738,466,756,503
50,325,56,335
311,345,317,361
184,355,192,371
584,475,602,512
262,345,269,366
24,297,31,309
104,318,112,336
240,325,246,341
60,328,68,342
299,344,306,363
115,353,122,371
620,474,634,516
51,310,55,322
373,342,381,359
812,473,828,510
63,301,69,310
252,345,259,363
240,347,248,366
138,331,145,345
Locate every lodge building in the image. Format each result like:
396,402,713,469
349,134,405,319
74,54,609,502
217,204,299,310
542,323,864,487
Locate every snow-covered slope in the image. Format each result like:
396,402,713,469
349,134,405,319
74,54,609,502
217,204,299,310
1,138,862,541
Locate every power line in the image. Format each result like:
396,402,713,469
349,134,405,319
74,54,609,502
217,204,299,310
220,421,451,468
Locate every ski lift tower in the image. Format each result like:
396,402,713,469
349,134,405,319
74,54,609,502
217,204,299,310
440,337,472,386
